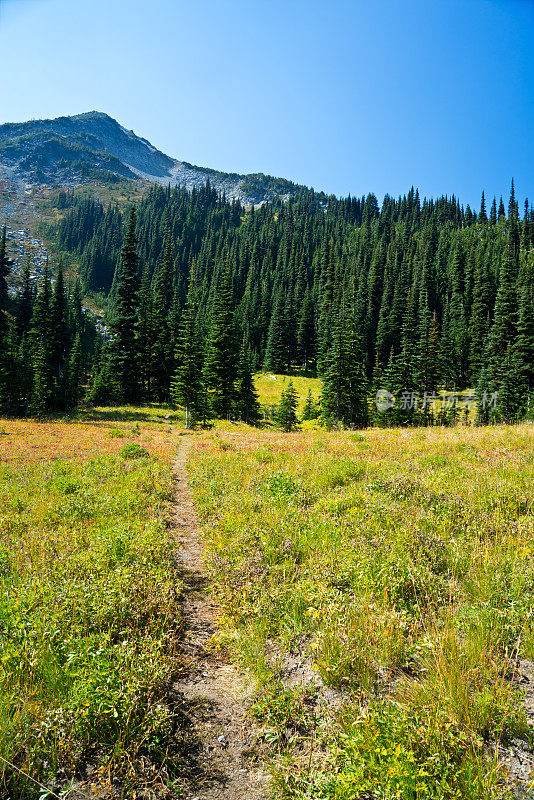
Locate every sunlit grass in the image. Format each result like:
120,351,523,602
188,422,534,799
0,415,181,797
254,373,322,413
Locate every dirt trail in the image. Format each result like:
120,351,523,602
172,436,269,800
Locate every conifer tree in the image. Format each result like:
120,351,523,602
301,388,319,421
297,288,316,371
32,339,53,416
236,346,261,425
203,266,238,418
0,227,13,411
321,312,368,427
151,235,175,402
488,230,518,367
276,379,298,431
67,333,84,407
172,272,204,426
264,288,289,373
109,206,141,403
515,265,534,399
490,197,497,225
137,262,153,400
17,257,34,336
50,259,69,407
479,191,487,223
0,227,11,336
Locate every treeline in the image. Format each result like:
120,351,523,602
89,206,261,426
0,228,96,416
6,176,533,425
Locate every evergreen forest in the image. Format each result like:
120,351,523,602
1,178,533,426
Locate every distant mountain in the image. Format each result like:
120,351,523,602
0,111,304,204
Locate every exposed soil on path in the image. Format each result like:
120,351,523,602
172,435,269,800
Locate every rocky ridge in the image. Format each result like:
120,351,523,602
0,111,304,205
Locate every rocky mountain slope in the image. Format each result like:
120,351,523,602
0,111,303,204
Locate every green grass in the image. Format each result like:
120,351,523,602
188,423,534,799
254,373,322,413
0,426,182,797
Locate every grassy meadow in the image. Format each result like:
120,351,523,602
2,403,534,799
254,373,322,414
0,414,183,798
188,422,534,799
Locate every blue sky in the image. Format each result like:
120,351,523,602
1,0,533,208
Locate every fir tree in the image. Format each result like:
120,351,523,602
151,235,175,402
108,206,141,402
321,312,368,427
236,346,261,425
276,379,298,431
67,334,84,408
172,272,204,426
301,388,319,421
297,288,316,371
264,288,289,373
203,266,238,418
50,259,69,408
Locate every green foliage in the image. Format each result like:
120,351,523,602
30,175,534,425
108,206,141,403
189,424,534,798
120,442,149,459
276,379,299,431
203,267,239,418
0,451,181,797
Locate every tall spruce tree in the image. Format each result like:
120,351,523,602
276,379,298,431
236,346,261,425
203,265,238,418
172,271,204,426
108,206,141,402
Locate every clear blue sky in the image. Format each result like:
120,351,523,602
1,0,533,209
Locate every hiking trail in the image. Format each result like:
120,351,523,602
172,436,269,800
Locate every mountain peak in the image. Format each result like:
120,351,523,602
0,112,304,204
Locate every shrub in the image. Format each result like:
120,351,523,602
120,442,149,459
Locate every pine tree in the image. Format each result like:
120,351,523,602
67,334,84,408
264,288,289,373
108,207,141,403
276,379,298,431
50,259,69,408
236,346,261,425
203,266,238,418
172,272,204,426
301,388,319,421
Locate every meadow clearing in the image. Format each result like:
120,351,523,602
2,405,534,799
188,422,534,799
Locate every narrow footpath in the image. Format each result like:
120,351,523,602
172,436,269,800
